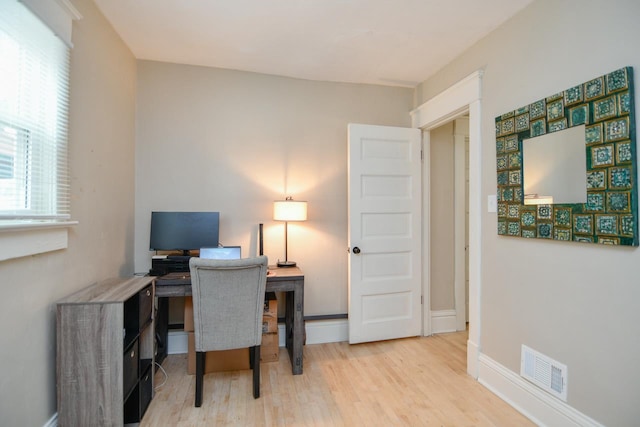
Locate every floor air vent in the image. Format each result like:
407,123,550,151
521,345,568,401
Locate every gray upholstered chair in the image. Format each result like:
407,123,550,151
189,256,268,406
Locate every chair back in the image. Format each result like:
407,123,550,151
189,256,268,352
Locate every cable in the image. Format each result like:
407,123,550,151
154,361,168,390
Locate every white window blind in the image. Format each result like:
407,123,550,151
0,0,71,223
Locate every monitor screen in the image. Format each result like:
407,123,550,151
200,246,241,260
149,211,219,255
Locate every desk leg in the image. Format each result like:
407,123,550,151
155,297,169,366
285,280,304,375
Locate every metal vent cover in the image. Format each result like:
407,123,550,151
521,345,568,401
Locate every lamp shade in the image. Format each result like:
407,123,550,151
273,199,307,222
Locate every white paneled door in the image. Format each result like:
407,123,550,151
347,124,422,344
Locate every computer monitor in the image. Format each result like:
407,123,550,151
149,211,220,256
199,246,241,260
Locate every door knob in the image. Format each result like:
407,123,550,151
352,247,361,254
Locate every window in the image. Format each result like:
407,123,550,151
0,123,30,205
0,0,80,261
0,0,71,224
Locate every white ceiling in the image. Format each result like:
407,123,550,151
93,0,534,88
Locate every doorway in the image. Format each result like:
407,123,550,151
412,70,482,378
454,118,470,328
428,118,469,333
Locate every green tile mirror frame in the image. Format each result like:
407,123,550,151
495,67,638,245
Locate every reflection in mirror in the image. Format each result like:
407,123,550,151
522,125,587,204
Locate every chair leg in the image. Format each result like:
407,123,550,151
195,351,205,407
252,345,261,399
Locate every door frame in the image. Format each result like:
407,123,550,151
454,117,469,330
411,70,483,378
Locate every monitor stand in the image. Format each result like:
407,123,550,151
167,250,192,262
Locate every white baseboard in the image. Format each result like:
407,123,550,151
167,330,189,354
305,319,348,344
168,326,287,355
43,413,57,427
279,324,285,347
478,353,603,427
431,309,458,334
167,319,348,354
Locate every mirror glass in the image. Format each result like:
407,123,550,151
522,125,587,204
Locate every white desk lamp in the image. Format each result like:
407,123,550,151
273,197,307,267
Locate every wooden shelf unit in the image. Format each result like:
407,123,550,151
57,276,155,426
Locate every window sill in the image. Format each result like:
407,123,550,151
0,220,78,262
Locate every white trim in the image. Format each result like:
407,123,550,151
56,0,82,20
411,71,483,130
305,319,348,344
466,98,482,378
167,330,189,354
412,70,483,379
279,324,286,347
167,320,349,354
421,131,432,336
453,118,468,331
0,222,77,262
478,353,604,427
21,0,82,47
430,309,457,334
0,220,78,232
43,413,57,427
467,339,480,380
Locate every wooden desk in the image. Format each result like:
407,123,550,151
155,266,305,375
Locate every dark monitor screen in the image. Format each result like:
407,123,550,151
149,211,219,255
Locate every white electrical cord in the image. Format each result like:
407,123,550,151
154,362,168,390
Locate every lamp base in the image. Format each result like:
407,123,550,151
277,260,297,268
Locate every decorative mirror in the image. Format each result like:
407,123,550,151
495,67,638,245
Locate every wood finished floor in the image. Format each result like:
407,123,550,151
142,331,534,426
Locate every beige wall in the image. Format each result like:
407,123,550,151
10,0,639,424
0,1,137,425
429,122,455,310
417,0,640,424
134,62,413,316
